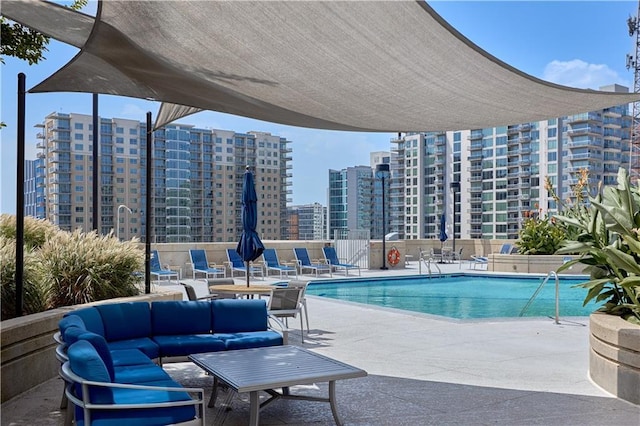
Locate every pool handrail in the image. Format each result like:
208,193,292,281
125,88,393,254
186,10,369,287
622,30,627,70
520,270,560,324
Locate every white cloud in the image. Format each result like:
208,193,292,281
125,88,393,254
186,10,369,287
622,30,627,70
542,59,630,90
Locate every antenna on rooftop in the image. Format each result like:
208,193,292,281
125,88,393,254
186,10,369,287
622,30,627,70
627,2,640,184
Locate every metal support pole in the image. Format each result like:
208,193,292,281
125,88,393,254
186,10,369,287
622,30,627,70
376,164,389,270
15,73,26,317
145,112,152,294
92,94,99,231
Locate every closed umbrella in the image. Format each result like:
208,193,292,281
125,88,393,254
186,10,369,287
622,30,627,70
439,214,448,248
236,167,264,287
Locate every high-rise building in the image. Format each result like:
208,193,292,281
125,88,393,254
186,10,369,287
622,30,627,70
327,166,375,239
30,112,292,242
286,203,326,240
384,85,631,240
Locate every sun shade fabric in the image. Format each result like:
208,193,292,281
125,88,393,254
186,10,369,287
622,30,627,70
4,0,640,132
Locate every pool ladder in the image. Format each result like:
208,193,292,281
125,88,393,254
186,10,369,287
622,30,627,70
418,248,441,278
520,270,560,324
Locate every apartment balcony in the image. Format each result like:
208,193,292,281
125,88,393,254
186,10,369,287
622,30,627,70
469,207,483,214
507,215,520,222
518,124,531,132
507,138,519,146
468,141,483,150
507,127,519,135
567,112,601,123
469,174,482,182
469,217,483,225
507,149,519,157
468,131,484,140
518,136,531,143
507,194,519,200
468,153,483,160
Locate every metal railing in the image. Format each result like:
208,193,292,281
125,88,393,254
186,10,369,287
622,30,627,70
520,271,560,324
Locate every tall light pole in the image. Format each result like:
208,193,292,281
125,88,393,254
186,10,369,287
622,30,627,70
450,181,460,253
376,163,390,270
116,204,132,240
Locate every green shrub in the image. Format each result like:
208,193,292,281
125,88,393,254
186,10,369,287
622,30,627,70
0,237,49,320
1,216,144,319
0,214,58,250
42,230,143,307
516,215,567,255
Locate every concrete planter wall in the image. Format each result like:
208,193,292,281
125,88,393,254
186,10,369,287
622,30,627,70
490,254,585,274
0,291,181,403
589,312,640,405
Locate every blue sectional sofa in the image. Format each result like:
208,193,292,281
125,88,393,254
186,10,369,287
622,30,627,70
58,299,286,426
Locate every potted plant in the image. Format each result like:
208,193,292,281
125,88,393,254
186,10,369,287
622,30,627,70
554,168,639,404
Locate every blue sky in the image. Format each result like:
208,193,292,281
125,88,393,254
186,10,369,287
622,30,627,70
1,1,636,214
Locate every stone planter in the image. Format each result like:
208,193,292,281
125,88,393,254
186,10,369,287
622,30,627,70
589,312,640,405
490,254,585,274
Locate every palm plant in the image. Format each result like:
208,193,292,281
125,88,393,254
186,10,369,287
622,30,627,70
556,168,640,325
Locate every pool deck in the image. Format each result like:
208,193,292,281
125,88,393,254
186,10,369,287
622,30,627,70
2,261,639,425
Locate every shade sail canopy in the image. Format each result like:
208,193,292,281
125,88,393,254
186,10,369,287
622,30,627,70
3,0,639,131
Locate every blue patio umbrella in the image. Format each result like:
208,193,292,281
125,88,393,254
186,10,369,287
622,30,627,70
236,167,264,287
439,214,448,248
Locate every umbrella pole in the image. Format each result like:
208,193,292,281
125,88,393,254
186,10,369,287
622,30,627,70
246,261,250,287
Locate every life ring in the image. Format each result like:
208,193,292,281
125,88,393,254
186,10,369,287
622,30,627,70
387,247,401,267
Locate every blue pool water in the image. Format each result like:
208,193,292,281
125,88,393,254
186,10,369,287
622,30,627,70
306,274,601,319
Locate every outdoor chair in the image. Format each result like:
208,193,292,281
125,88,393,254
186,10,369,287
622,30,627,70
293,248,332,277
322,246,360,276
226,248,264,279
286,280,310,333
150,250,179,285
189,249,226,280
262,248,298,279
181,278,236,301
267,285,306,342
470,255,489,270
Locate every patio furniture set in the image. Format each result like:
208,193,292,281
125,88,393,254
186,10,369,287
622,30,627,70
56,298,366,425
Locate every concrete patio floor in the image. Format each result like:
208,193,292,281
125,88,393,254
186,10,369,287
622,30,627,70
2,261,639,425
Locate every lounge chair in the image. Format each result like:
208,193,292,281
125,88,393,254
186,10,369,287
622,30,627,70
470,255,489,270
497,243,514,254
262,248,298,279
226,248,264,279
293,248,332,277
189,249,226,281
322,246,360,276
150,250,179,285
267,285,306,342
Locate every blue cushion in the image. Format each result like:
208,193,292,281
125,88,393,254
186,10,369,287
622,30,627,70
76,332,116,380
107,337,160,360
59,315,86,338
64,326,90,345
151,301,212,335
214,331,284,350
211,299,268,333
67,340,113,404
113,364,171,384
96,302,152,342
110,349,155,367
152,334,226,357
65,308,105,336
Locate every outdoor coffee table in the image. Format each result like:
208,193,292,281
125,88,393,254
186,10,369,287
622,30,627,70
189,345,367,426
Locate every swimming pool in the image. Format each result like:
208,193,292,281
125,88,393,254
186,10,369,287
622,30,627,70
306,274,601,319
